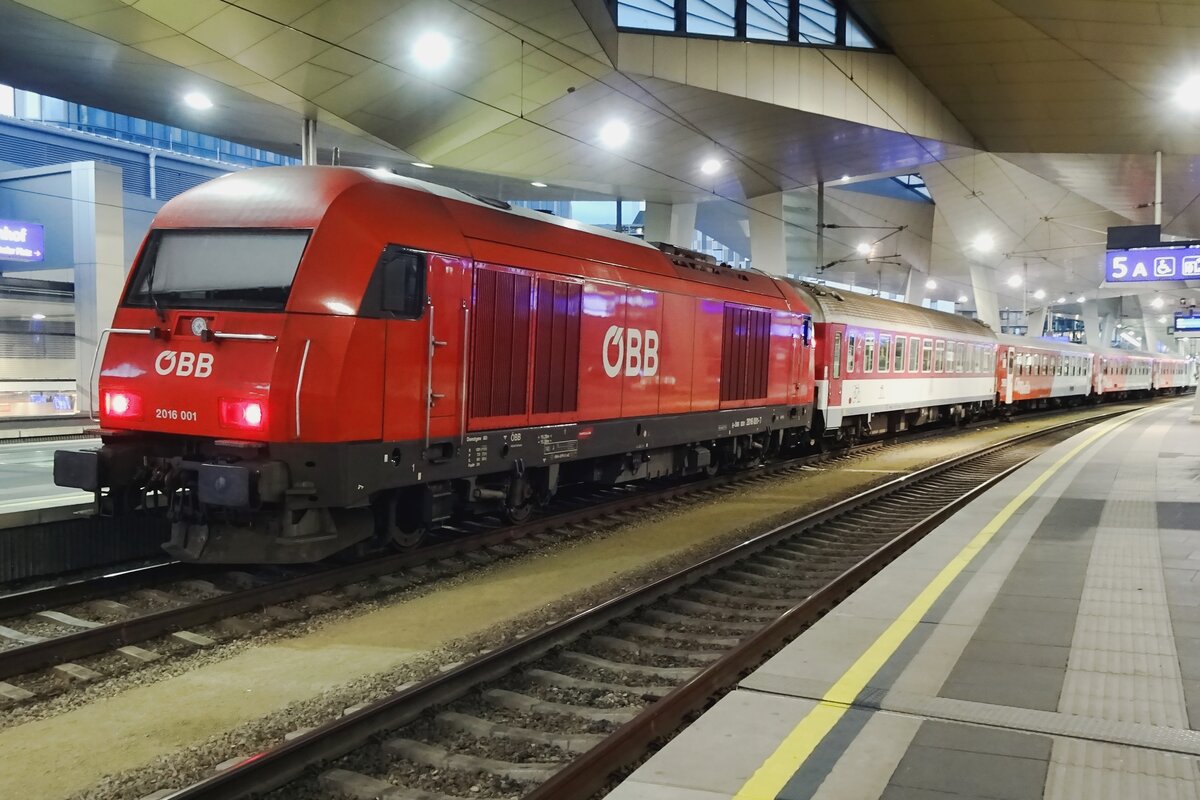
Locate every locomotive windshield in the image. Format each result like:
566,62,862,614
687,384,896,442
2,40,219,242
126,229,311,312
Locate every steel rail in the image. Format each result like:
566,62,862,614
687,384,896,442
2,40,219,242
159,407,1134,800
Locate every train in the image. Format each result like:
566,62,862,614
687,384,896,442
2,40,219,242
52,167,1197,564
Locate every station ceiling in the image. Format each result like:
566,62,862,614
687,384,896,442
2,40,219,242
0,0,1197,321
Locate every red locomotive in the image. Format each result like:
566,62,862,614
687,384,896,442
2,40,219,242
54,167,1195,563
55,167,818,562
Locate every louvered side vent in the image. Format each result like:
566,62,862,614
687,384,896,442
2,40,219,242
532,278,581,414
720,305,770,401
0,131,151,195
470,268,531,418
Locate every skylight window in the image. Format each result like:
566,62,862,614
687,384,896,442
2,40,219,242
615,0,880,50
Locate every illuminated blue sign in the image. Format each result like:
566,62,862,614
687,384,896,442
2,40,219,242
0,219,44,263
1105,246,1200,283
1175,313,1200,333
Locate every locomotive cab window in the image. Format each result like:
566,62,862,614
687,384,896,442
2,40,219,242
376,246,426,319
125,228,310,311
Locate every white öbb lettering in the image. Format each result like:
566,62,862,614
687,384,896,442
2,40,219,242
154,350,213,378
602,326,659,378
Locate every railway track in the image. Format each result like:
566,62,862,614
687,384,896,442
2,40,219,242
0,436,898,704
145,408,1131,800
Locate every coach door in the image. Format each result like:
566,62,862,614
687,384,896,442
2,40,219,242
826,325,844,407
1003,347,1015,404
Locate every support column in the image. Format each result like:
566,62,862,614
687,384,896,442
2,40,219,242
903,267,927,307
1136,295,1165,353
72,161,125,416
968,262,1001,331
301,118,317,165
1080,300,1101,347
642,201,697,249
748,192,787,275
1026,306,1047,338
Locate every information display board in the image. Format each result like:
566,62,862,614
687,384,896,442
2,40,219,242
1105,246,1200,283
0,219,44,263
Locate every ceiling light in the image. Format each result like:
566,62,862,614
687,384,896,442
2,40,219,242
840,174,850,181
1006,274,1023,288
1152,296,1165,309
1033,289,1046,300
973,233,995,252
183,91,212,110
1056,296,1066,304
957,295,968,303
1077,294,1086,302
373,166,392,176
411,162,434,169
598,120,630,148
700,158,722,175
31,313,45,320
1175,75,1200,110
412,31,452,69
855,242,872,256
1160,315,1169,324
530,181,547,188
925,278,938,290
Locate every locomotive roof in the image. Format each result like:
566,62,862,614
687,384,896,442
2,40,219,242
785,280,994,339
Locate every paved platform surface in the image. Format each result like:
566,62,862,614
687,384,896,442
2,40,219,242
609,401,1200,800
0,438,97,518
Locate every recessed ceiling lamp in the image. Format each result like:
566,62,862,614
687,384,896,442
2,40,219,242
957,295,968,303
1033,289,1046,300
530,181,547,188
411,162,434,169
373,166,392,176
1151,295,1165,309
31,313,45,320
1174,75,1200,110
973,232,995,252
925,278,938,290
700,158,722,175
1007,274,1023,288
183,91,213,110
598,120,630,148
1056,296,1066,304
412,31,452,69
840,174,850,181
1077,294,1086,302
855,242,872,256
1159,315,1169,323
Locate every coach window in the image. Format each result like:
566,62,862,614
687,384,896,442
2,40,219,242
864,334,876,372
945,341,955,373
934,340,945,372
375,245,426,319
847,332,857,372
879,335,891,373
956,342,966,373
909,337,921,372
894,337,906,372
921,339,933,372
832,332,843,379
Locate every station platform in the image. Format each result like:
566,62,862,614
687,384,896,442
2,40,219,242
609,400,1200,800
0,437,96,525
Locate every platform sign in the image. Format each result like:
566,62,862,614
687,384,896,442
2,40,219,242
0,219,44,263
1175,312,1200,334
1105,246,1200,283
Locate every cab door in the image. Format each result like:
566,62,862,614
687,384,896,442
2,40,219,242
825,324,844,408
378,248,467,448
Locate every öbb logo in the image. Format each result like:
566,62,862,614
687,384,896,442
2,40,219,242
155,350,213,378
602,326,660,378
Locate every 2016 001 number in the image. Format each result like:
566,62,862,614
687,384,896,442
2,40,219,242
156,408,197,421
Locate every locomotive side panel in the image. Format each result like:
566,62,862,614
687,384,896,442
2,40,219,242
658,292,694,415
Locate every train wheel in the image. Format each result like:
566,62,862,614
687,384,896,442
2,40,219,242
389,524,427,550
503,502,533,524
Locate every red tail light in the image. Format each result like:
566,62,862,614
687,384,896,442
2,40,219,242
219,398,266,431
103,390,142,419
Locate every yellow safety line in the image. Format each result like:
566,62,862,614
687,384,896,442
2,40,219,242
733,407,1156,800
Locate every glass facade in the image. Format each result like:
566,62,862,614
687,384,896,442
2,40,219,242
615,0,879,49
0,84,295,169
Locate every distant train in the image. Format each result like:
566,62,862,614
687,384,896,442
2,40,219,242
53,167,1197,564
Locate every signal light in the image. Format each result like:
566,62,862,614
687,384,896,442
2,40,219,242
103,390,142,419
219,398,266,431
